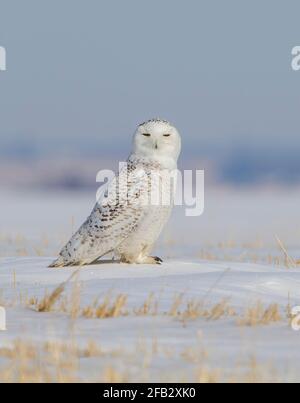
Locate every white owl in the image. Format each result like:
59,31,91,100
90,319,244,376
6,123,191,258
49,119,181,267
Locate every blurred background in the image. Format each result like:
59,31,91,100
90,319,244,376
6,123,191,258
0,0,299,190
1,0,300,261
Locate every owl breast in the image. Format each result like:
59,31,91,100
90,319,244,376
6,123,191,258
114,158,176,263
115,204,172,263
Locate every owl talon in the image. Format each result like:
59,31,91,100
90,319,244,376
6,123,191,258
137,256,163,264
154,256,163,264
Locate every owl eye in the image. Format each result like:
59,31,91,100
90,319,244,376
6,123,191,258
163,134,171,137
142,133,151,137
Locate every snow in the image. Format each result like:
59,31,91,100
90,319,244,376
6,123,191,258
1,188,300,382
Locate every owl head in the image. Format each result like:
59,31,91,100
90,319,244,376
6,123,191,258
132,119,181,167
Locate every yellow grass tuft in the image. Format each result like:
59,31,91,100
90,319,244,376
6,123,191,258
168,293,184,316
134,292,159,316
36,271,79,312
82,293,128,319
195,367,221,383
237,302,282,327
170,297,236,322
275,236,297,268
0,338,284,383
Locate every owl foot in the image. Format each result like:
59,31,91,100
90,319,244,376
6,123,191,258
142,256,163,265
120,255,163,265
154,256,163,264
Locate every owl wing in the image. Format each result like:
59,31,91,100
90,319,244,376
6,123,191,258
49,162,151,267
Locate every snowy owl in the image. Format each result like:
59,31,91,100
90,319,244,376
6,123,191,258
49,119,181,267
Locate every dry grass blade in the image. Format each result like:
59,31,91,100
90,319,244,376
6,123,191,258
37,270,79,312
82,293,128,319
261,304,281,324
134,293,158,316
237,302,282,327
208,299,236,320
202,268,231,303
168,293,184,316
275,236,296,268
97,294,127,318
181,299,205,320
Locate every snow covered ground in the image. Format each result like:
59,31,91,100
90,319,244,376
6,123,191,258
1,187,300,382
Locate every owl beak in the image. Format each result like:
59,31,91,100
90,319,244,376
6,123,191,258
154,141,158,150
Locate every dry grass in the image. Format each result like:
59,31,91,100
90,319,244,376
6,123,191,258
0,232,58,258
35,271,79,312
237,302,282,327
172,298,236,321
29,281,288,329
195,367,221,383
82,293,128,319
134,292,159,316
168,293,185,316
0,337,283,383
0,338,132,382
275,236,297,268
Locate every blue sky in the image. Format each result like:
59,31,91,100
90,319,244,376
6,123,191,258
0,1,300,182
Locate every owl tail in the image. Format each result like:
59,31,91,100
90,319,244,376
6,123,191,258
48,256,68,268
